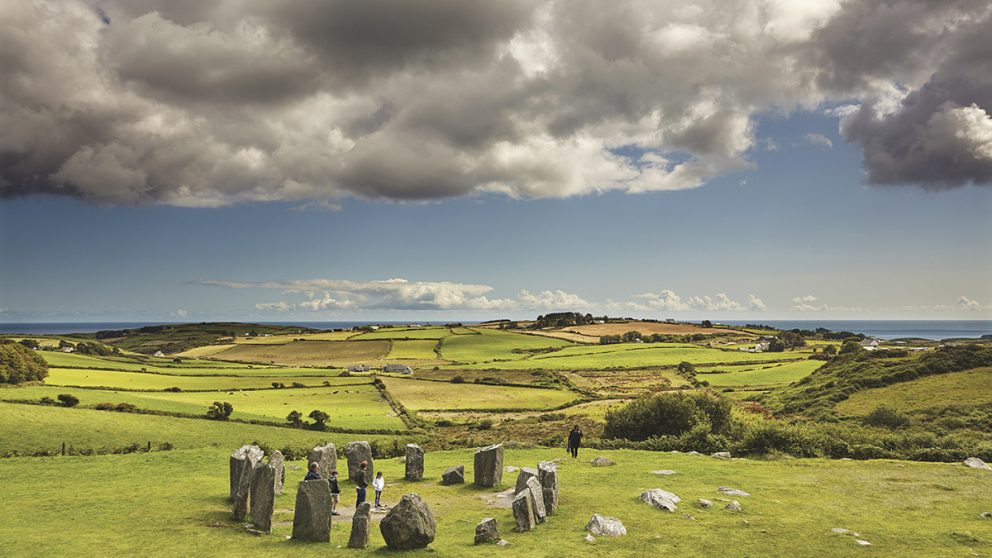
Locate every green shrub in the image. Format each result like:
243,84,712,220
206,401,233,420
476,419,493,430
603,391,732,441
0,342,48,384
57,393,80,407
864,406,911,429
450,376,465,384
537,412,566,422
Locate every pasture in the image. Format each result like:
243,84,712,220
699,360,824,387
835,366,992,415
440,328,574,363
352,327,451,340
41,368,357,391
378,377,579,410
210,340,390,367
386,339,441,360
562,321,750,337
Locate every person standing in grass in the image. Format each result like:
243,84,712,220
355,461,369,507
372,471,385,508
304,462,321,480
329,469,341,516
567,425,583,458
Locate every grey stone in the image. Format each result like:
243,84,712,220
249,462,276,532
586,514,626,537
964,457,991,470
345,441,374,484
441,465,465,485
291,479,332,542
725,500,742,512
380,493,437,550
538,461,559,515
511,491,536,532
584,533,596,543
496,539,510,546
697,499,713,509
229,444,263,500
717,486,750,497
231,455,256,522
514,467,539,494
268,450,285,496
308,443,337,479
348,502,371,548
831,527,851,533
711,451,732,460
652,469,677,475
405,444,425,481
474,517,500,544
856,540,871,546
590,456,614,467
474,444,504,487
639,488,681,512
525,477,547,524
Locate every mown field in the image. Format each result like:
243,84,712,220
440,328,574,363
386,339,441,361
0,446,988,557
41,368,354,390
210,340,391,367
699,361,825,387
835,366,992,415
379,377,580,411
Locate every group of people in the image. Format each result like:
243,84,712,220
305,460,387,512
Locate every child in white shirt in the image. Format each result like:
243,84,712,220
372,471,385,508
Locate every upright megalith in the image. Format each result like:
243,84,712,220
229,444,263,500
514,467,538,495
525,477,547,524
475,518,500,544
348,502,372,549
473,444,504,487
268,450,285,495
291,479,332,542
441,465,465,485
511,491,536,532
538,461,559,515
232,455,257,521
308,443,337,479
345,441,374,483
380,494,437,550
405,444,425,481
249,462,277,532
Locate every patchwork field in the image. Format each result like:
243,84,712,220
835,367,992,415
386,339,441,360
699,360,825,387
352,327,451,340
210,340,390,367
563,322,750,336
41,368,355,391
379,377,579,410
565,369,691,396
440,328,574,363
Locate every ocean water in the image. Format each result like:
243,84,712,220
0,321,457,336
721,320,992,341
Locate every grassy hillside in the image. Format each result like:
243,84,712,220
835,367,992,415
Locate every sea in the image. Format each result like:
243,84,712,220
0,320,989,341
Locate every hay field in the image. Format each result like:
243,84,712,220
386,339,440,360
41,368,358,391
440,328,573,363
211,339,390,366
379,376,578,410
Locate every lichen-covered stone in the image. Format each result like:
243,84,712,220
405,444,424,481
380,493,436,550
268,450,285,495
249,462,276,532
538,461,558,515
229,444,263,500
348,502,371,548
441,465,465,485
639,488,681,512
525,477,547,524
473,444,503,487
291,479,332,542
475,517,500,544
586,514,626,537
511,491,536,532
514,467,538,495
308,443,337,479
345,441,374,484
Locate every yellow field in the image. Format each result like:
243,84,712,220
379,377,578,410
523,330,599,343
175,344,236,358
210,340,390,366
232,331,357,344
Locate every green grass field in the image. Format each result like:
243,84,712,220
0,446,988,556
41,368,359,391
441,328,573,363
352,327,452,340
380,377,579,410
211,340,391,367
835,367,992,415
700,360,824,387
387,339,441,360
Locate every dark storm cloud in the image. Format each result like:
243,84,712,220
0,0,988,207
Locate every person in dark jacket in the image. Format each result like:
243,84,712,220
304,462,321,480
329,470,341,515
355,461,369,507
567,425,583,458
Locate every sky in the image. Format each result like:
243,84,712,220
1,0,991,323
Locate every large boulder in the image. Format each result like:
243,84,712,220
441,465,465,485
964,457,991,470
308,443,337,479
348,502,371,549
405,444,425,481
291,479,332,542
525,477,547,524
473,444,504,487
514,467,539,495
586,514,626,537
229,444,263,500
475,517,500,544
639,489,681,512
380,493,437,550
231,455,256,522
511,491,536,532
538,461,559,515
345,441,374,484
249,463,277,532
268,450,285,496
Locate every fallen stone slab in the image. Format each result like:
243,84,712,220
697,499,713,509
380,493,436,550
526,477,547,524
590,456,615,467
441,465,465,485
291,479,332,543
348,502,371,549
538,461,559,515
717,486,751,497
475,517,500,544
711,451,731,460
405,444,424,481
474,444,504,487
652,470,676,475
639,488,681,512
964,457,991,470
308,443,337,479
586,514,626,537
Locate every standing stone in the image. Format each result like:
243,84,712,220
441,465,465,485
475,518,500,544
348,502,372,549
229,444,263,500
232,455,256,521
538,461,559,515
405,444,425,481
345,441,374,483
291,479,332,542
249,462,277,532
473,444,504,487
586,514,626,537
525,477,547,524
308,443,337,479
511,491,536,532
514,467,539,495
268,450,285,495
380,493,437,550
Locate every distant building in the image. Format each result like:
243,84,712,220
153,350,166,358
383,364,413,374
58,346,75,353
348,364,371,373
860,338,881,350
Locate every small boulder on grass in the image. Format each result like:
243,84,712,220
586,514,626,537
590,456,615,467
474,518,500,545
725,500,742,512
963,457,990,470
639,489,681,512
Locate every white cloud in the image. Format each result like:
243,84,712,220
171,308,188,318
518,289,591,310
748,294,767,311
804,133,833,149
637,289,754,312
958,295,982,311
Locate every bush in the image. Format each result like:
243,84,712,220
164,387,181,392
537,412,566,422
864,406,911,429
206,401,234,420
39,396,57,405
450,376,465,384
286,410,303,427
0,342,49,384
308,409,330,430
291,382,305,388
57,393,80,407
603,391,732,441
476,419,494,430
435,419,454,427
271,382,285,389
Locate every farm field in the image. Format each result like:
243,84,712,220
411,368,550,385
40,351,268,371
210,340,390,367
386,339,441,360
41,368,357,391
176,344,238,357
352,327,451,340
422,398,631,425
440,328,573,363
563,322,751,336
379,376,579,410
700,360,825,387
1,446,989,557
565,369,692,396
233,331,358,344
522,330,600,343
835,367,992,415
